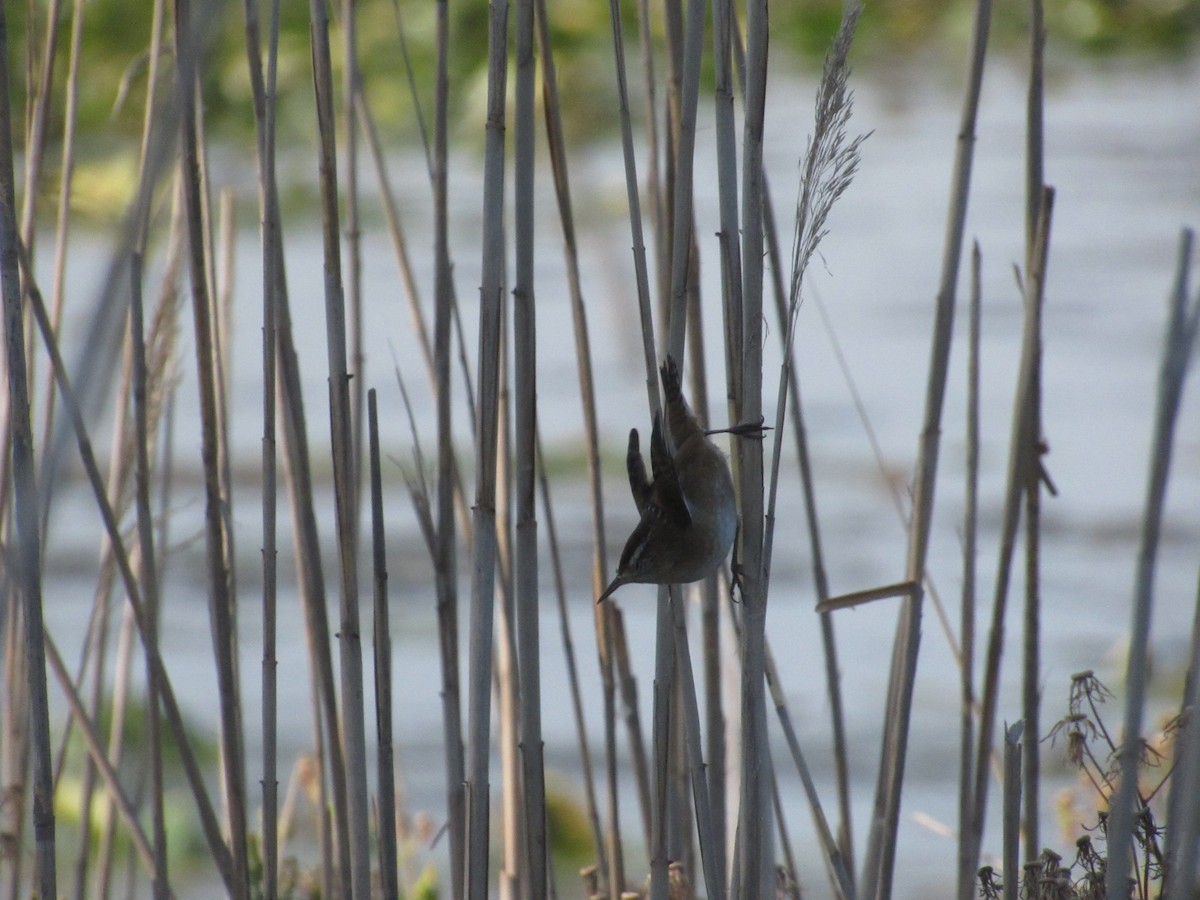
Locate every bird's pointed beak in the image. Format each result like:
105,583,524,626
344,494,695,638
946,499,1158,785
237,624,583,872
596,577,626,605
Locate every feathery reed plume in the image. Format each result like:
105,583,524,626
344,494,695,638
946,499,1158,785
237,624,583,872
786,5,868,328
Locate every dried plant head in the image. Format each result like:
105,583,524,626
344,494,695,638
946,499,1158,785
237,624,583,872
1046,711,1096,767
1068,669,1114,716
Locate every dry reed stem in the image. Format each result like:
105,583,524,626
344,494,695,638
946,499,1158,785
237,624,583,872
307,0,374,891
514,0,547,884
130,252,171,898
174,2,250,892
465,0,510,889
368,390,401,899
956,241,983,900
1105,222,1200,900
1021,0,1047,863
275,272,353,898
432,0,467,884
532,0,617,882
862,2,992,896
37,0,84,466
969,188,1054,884
735,0,769,886
1001,722,1023,900
238,0,284,889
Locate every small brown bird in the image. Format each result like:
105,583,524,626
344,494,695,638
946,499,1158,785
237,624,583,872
597,356,761,603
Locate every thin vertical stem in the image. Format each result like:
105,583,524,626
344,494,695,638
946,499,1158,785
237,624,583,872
433,0,466,885
1105,219,1200,900
466,0,509,890
956,241,982,900
970,188,1054,886
862,3,991,896
173,1,249,893
130,252,170,898
368,391,400,900
1001,723,1023,900
1021,0,1046,863
514,0,545,885
736,0,769,886
306,0,372,892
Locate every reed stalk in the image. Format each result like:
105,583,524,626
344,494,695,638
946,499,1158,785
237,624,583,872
130,251,171,898
368,390,401,899
1166,541,1200,894
307,0,373,891
1105,217,1200,900
1021,0,1046,862
603,0,660,879
17,0,61,258
342,0,365,527
513,0,546,886
956,242,983,900
0,6,56,892
36,0,83,467
734,0,769,888
238,0,283,891
173,2,249,893
276,292,350,898
1163,232,1200,898
861,3,991,896
433,0,467,885
531,0,617,884
1001,722,1023,900
465,0,510,891
969,188,1053,884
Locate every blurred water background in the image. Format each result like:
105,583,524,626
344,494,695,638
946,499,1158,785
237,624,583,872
37,55,1200,897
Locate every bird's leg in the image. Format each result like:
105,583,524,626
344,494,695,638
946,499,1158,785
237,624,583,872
730,521,744,603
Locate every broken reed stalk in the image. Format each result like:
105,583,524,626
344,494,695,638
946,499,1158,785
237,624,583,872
956,241,983,900
0,9,57,889
861,2,992,896
1105,224,1200,900
1001,722,1023,900
174,2,250,894
465,0,510,890
969,187,1054,884
306,0,374,892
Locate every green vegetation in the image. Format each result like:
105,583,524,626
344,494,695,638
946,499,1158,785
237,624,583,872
7,0,1198,159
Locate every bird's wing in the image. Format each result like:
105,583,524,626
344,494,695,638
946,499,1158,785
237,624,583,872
650,412,690,527
626,428,651,514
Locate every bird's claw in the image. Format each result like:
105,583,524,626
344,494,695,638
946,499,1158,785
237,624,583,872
707,417,772,440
